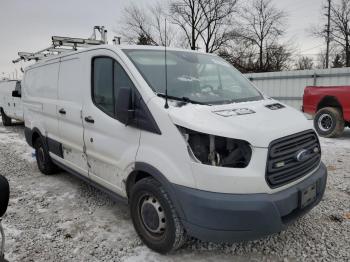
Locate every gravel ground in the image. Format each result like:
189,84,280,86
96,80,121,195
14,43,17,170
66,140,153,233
0,120,349,262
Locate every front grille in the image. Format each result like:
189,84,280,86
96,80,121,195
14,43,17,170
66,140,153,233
266,130,321,188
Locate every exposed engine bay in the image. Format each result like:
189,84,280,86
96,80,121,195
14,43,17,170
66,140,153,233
178,127,252,168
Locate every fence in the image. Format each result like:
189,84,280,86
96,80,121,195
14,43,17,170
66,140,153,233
245,67,350,110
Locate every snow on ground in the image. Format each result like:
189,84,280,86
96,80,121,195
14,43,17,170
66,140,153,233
0,121,35,163
0,120,349,262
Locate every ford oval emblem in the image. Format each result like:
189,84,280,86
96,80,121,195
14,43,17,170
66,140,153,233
296,149,310,162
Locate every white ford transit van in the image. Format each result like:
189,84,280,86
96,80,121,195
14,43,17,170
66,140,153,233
22,45,327,253
0,80,23,125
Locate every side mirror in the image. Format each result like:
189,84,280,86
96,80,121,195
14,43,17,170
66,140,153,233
116,86,134,125
0,175,9,217
12,90,21,98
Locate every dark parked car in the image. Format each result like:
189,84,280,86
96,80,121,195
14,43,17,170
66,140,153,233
0,175,9,262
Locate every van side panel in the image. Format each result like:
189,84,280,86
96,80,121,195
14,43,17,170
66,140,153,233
23,60,60,142
57,57,88,175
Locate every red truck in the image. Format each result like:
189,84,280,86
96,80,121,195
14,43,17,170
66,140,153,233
303,86,350,137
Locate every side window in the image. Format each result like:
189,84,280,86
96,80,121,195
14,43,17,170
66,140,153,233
92,57,114,116
15,81,22,95
92,57,136,118
114,61,135,99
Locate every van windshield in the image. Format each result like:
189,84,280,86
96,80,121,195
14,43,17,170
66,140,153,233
123,49,263,105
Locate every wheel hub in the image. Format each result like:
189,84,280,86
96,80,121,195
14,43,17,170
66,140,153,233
318,114,333,132
140,196,166,234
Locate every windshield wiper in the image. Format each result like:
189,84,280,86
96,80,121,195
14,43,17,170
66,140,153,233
157,93,209,105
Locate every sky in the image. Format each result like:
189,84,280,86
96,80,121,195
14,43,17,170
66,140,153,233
0,0,325,79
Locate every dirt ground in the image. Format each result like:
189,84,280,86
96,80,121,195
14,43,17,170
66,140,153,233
0,120,349,262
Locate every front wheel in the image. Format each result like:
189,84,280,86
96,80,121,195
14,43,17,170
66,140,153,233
130,178,186,254
314,107,344,138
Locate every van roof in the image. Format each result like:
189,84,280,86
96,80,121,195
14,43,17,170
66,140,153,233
24,44,216,70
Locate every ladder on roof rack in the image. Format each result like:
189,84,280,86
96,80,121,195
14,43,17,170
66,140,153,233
13,26,108,63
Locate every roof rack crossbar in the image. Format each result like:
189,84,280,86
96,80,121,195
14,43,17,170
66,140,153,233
13,26,108,64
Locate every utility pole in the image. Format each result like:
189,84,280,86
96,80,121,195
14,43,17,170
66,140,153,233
325,0,331,68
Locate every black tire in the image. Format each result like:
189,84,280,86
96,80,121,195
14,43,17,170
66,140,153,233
34,138,59,175
130,178,186,254
1,108,12,126
0,175,10,217
314,107,344,138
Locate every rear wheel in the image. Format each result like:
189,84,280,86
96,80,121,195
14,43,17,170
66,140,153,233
1,109,12,126
34,138,59,175
130,178,186,254
314,107,344,138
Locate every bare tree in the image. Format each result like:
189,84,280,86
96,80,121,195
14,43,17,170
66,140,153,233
315,49,328,69
219,40,257,73
329,0,350,66
219,40,292,73
119,2,176,46
120,4,157,45
149,3,176,46
313,0,350,67
170,0,205,50
237,0,287,71
265,44,292,71
198,0,238,53
332,53,345,67
295,56,314,70
136,33,155,45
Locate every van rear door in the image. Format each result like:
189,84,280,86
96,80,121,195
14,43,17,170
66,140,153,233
13,81,23,120
83,50,141,196
2,81,14,118
57,57,88,176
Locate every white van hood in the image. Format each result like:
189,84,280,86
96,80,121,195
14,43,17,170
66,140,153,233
168,99,313,148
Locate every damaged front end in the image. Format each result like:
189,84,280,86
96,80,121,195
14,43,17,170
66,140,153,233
177,126,252,168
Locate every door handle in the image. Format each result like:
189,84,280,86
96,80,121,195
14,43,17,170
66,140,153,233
59,108,66,115
84,116,95,123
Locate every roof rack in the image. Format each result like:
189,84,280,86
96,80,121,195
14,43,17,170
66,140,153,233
13,26,108,64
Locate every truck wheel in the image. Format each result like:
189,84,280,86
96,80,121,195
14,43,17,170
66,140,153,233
0,109,12,126
130,177,186,254
314,107,344,138
34,138,59,175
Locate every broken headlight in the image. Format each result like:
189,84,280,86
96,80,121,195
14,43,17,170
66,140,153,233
177,126,252,168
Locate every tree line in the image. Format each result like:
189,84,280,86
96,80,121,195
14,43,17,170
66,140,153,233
118,0,350,73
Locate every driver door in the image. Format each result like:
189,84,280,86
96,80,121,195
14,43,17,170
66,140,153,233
83,50,141,195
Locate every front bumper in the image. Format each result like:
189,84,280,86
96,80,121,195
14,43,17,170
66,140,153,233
173,162,327,242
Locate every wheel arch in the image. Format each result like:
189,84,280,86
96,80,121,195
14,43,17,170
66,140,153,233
126,162,186,219
0,107,8,117
25,127,45,148
317,96,343,113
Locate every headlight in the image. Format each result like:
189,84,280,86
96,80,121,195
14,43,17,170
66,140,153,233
177,126,252,168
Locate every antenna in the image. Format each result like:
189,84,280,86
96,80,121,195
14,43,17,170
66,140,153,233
164,18,169,109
